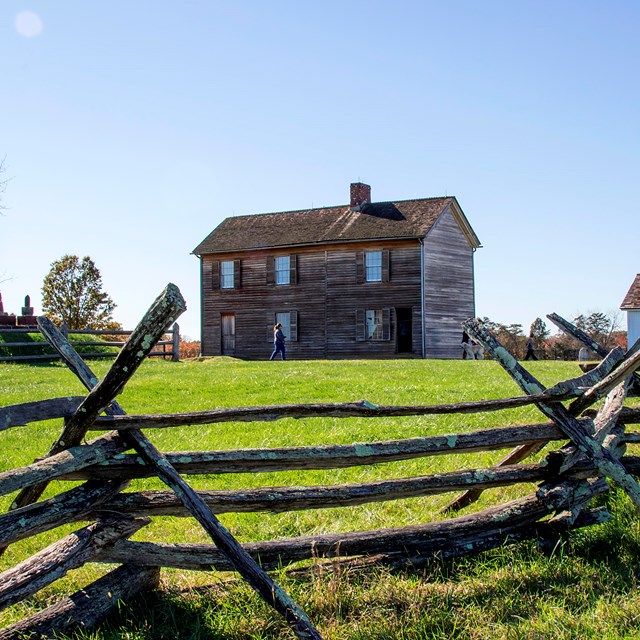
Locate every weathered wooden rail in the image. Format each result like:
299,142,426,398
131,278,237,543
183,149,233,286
0,285,639,639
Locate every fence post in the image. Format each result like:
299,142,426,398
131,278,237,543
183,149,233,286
172,323,180,361
61,323,68,339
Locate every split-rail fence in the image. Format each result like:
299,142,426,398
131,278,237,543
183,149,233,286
0,323,181,363
0,283,639,639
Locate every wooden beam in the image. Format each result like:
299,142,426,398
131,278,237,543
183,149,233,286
0,479,128,548
0,516,149,612
0,397,84,431
91,392,580,430
0,431,128,497
63,422,570,479
97,487,598,571
0,564,160,640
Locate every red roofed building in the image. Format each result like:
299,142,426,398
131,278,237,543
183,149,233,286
621,274,640,349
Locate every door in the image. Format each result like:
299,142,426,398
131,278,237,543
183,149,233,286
396,307,413,353
221,313,235,355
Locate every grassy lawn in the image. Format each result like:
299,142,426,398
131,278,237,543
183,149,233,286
1,358,640,639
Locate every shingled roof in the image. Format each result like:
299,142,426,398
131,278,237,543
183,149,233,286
193,195,480,255
621,274,640,309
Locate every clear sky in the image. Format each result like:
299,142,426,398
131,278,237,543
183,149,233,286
1,1,638,341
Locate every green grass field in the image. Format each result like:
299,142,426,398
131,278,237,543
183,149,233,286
1,358,640,639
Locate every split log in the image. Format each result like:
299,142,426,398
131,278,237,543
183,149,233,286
84,455,640,519
98,487,596,571
90,463,560,517
0,516,149,612
544,346,624,395
0,431,129,497
63,422,570,479
443,441,547,512
464,318,640,508
371,506,612,570
91,390,579,430
0,479,128,548
0,396,84,432
0,564,161,640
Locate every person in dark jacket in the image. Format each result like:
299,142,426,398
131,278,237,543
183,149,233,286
524,333,537,360
270,323,286,360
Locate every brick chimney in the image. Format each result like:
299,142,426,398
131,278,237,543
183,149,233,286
350,182,371,211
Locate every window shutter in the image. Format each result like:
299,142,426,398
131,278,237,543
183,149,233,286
290,254,298,285
289,310,298,341
266,256,274,285
355,251,364,284
234,259,242,289
382,250,390,282
382,308,391,341
211,261,220,289
355,309,366,341
267,312,275,342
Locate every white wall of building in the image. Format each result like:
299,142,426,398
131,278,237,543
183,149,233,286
627,309,640,349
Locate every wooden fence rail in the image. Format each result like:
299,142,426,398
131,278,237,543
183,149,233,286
0,289,639,640
0,322,181,362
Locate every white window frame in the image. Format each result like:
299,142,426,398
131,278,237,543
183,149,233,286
275,256,291,285
365,251,382,282
276,312,291,340
365,309,384,340
220,260,235,289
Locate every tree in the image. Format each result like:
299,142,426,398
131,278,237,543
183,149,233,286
574,311,621,350
41,255,117,329
528,318,550,357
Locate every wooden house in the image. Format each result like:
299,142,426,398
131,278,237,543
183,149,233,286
621,274,640,350
192,183,481,359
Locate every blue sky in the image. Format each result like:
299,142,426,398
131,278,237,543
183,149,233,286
1,1,638,340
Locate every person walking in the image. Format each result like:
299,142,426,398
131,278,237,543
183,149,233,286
269,323,286,360
524,334,537,360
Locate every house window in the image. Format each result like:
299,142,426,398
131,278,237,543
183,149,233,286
356,308,391,341
357,250,389,283
365,310,384,340
275,256,290,285
365,251,382,282
220,260,235,289
212,259,241,289
275,312,291,339
267,254,297,285
268,310,298,341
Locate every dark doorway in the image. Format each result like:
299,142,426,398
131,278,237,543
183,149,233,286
396,308,413,353
221,313,236,355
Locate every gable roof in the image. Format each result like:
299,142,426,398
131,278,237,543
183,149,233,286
621,274,640,309
193,196,480,255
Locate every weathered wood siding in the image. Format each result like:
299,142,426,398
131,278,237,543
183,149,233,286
423,207,476,359
200,240,423,359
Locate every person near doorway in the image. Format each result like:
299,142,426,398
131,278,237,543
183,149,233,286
270,323,286,360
